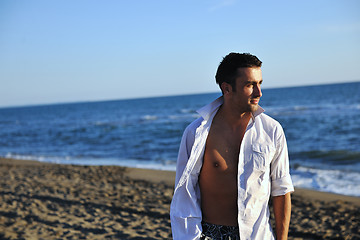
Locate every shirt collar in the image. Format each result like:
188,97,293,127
196,96,265,121
251,104,265,120
196,96,224,120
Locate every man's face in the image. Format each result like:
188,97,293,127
228,67,263,113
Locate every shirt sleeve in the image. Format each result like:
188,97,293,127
174,124,196,187
270,124,294,196
171,120,202,240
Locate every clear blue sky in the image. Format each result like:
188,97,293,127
1,0,359,107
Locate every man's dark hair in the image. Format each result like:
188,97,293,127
215,52,262,92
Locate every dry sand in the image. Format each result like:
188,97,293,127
0,158,359,239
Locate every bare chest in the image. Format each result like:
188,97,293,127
203,123,247,172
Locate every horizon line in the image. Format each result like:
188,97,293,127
1,80,359,110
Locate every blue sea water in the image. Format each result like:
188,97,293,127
1,82,360,196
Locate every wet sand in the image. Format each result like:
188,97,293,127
0,158,359,239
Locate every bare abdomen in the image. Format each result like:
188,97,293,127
199,156,238,226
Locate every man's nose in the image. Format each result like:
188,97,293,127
254,84,262,98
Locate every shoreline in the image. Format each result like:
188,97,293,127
1,157,359,239
2,157,360,201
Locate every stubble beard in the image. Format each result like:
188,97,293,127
248,103,259,113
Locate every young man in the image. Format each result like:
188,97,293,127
170,53,294,240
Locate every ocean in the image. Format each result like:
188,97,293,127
1,82,360,197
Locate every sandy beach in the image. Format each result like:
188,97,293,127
0,158,359,240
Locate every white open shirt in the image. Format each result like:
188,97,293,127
170,97,294,240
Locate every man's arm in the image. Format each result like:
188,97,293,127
273,192,291,240
171,119,203,239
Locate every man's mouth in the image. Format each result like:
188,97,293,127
250,99,260,104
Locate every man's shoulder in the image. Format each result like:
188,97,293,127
258,112,279,123
184,117,204,134
256,112,283,130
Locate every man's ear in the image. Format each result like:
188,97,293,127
221,82,232,95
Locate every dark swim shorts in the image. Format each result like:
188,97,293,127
200,221,240,240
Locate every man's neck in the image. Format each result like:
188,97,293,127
217,104,252,130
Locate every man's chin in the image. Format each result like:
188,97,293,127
249,104,259,113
